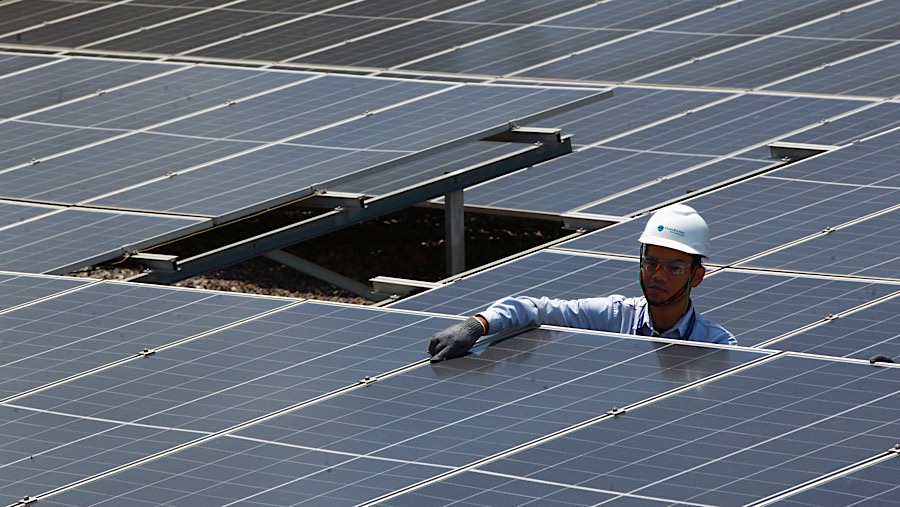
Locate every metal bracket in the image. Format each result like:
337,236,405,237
768,141,837,161
484,126,562,145
139,348,156,357
128,253,179,273
607,406,626,416
300,191,368,209
16,496,37,506
359,376,377,385
370,276,442,296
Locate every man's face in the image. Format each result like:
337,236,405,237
640,245,703,305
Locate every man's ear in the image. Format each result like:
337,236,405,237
691,265,705,288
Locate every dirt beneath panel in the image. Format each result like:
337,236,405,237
68,207,570,305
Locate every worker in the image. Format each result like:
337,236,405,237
428,204,736,361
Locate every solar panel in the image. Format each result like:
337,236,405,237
531,86,726,148
0,281,294,399
22,327,765,505
88,10,297,54
0,54,58,81
599,94,865,158
1,4,193,47
0,272,90,312
741,207,900,279
1,1,899,505
540,0,723,30
0,208,206,274
768,44,900,98
771,458,900,507
0,58,169,118
767,293,900,360
640,37,885,89
557,175,900,264
401,26,628,76
459,148,715,215
425,356,900,506
149,74,446,142
0,1,97,34
779,103,900,146
518,31,754,82
24,65,307,130
765,128,900,187
0,134,253,204
89,144,403,216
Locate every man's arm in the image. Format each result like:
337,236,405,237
427,296,623,361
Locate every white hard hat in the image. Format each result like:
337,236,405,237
638,204,710,257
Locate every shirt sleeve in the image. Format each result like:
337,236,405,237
479,295,628,334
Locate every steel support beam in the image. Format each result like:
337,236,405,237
444,188,465,276
129,136,573,285
263,250,388,302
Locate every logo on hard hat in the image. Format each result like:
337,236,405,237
663,225,685,237
657,225,664,232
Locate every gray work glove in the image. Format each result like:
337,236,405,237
428,316,485,362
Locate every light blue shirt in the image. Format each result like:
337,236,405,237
479,295,736,345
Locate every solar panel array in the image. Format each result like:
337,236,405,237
1,1,899,506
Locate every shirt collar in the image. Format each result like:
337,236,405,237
637,298,696,339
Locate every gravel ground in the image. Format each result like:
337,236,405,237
70,207,568,305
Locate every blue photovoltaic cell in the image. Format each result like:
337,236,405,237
0,133,257,204
0,281,293,399
518,31,754,82
41,332,763,505
330,141,524,196
1,4,195,47
765,129,900,188
0,209,206,274
0,272,90,312
532,86,726,147
90,144,404,216
0,405,200,504
0,1,97,34
151,75,448,142
770,294,900,360
436,0,597,25
775,459,900,507
785,0,900,40
652,0,866,36
539,0,722,30
391,251,639,315
742,208,900,279
24,66,310,130
471,356,900,506
0,200,55,226
461,148,713,215
692,269,899,347
90,10,297,54
295,85,605,152
403,26,629,76
294,20,514,69
0,57,170,118
557,176,900,264
600,94,865,158
575,156,773,217
640,36,884,89
779,102,900,146
9,303,460,433
187,14,402,61
768,44,900,97
0,121,117,170
0,53,58,81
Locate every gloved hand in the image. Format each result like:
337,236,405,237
428,316,485,362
